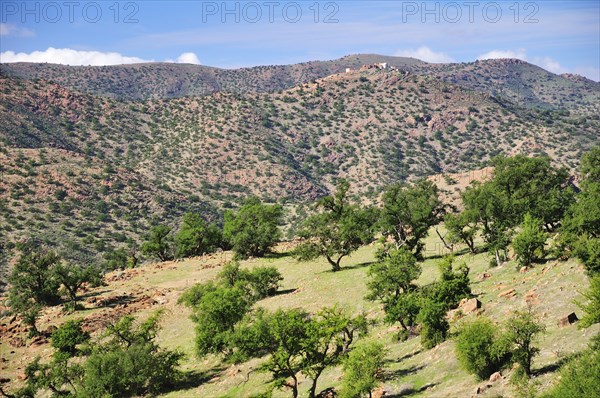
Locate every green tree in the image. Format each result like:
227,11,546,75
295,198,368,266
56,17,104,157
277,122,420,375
463,181,512,265
7,245,62,335
513,214,547,268
294,179,376,271
80,311,183,397
186,284,253,357
417,298,449,349
540,348,600,398
490,155,574,231
379,179,445,258
455,317,511,380
230,307,367,398
366,248,421,335
576,274,600,328
51,319,90,356
141,224,174,262
175,212,222,258
51,263,103,311
504,309,546,377
341,342,386,398
223,197,283,258
561,175,600,274
302,307,368,398
444,210,478,253
428,256,471,309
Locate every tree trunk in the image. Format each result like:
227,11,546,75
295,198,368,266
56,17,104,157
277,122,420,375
467,238,476,254
326,255,342,272
435,228,453,251
308,371,323,398
291,376,299,398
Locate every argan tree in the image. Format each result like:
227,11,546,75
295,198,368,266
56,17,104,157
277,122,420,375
223,197,283,258
379,179,445,258
294,179,376,271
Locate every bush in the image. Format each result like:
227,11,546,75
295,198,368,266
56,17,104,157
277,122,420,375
217,261,282,300
341,342,386,398
51,319,90,356
417,298,449,349
429,256,471,309
512,214,547,267
223,197,283,259
79,312,183,397
455,317,511,380
247,266,283,299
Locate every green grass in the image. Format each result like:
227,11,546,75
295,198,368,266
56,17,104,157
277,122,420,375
2,229,597,398
151,231,598,398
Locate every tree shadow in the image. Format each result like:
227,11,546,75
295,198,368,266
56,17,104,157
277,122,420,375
264,251,291,260
534,355,573,376
386,383,438,397
94,294,138,308
166,365,228,393
79,289,111,299
272,288,298,296
318,261,375,274
383,364,426,381
386,349,422,363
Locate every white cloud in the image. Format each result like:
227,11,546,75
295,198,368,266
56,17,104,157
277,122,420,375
395,46,455,63
0,47,151,65
175,52,201,64
477,49,527,61
477,49,599,82
0,23,35,37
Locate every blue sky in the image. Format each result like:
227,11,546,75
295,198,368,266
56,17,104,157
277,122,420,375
1,1,599,80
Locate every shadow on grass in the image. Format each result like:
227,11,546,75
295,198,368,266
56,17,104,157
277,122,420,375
386,349,423,363
167,366,228,393
272,288,298,296
534,354,574,376
383,364,426,381
318,261,376,274
79,289,111,300
264,251,292,260
387,383,438,397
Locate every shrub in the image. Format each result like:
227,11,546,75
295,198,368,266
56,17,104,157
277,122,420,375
341,342,386,398
417,298,449,349
51,319,90,356
455,317,511,380
513,214,547,267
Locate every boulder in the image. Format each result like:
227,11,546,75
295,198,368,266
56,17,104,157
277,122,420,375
557,312,578,327
498,288,516,298
489,371,502,382
461,298,481,314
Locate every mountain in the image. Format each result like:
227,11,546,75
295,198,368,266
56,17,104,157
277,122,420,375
2,54,597,111
0,56,599,275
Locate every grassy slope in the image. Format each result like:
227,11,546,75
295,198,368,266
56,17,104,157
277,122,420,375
1,230,597,397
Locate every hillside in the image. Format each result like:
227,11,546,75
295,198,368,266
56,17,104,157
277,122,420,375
1,230,597,397
2,55,598,110
1,63,599,275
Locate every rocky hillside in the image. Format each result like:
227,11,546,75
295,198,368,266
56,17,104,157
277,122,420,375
1,58,598,274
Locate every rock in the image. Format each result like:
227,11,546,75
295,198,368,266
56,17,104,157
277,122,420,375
372,386,387,398
519,266,528,273
461,298,481,314
498,288,516,298
489,371,502,382
557,312,578,327
479,272,492,280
